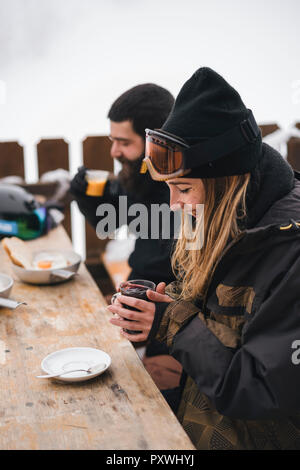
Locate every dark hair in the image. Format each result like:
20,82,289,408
107,83,174,139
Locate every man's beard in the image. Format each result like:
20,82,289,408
117,155,158,200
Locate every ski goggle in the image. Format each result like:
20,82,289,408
142,110,260,180
142,129,191,181
0,207,48,240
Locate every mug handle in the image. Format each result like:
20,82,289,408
111,292,121,304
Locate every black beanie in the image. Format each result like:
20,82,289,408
161,67,262,178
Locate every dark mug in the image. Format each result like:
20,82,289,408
111,279,156,334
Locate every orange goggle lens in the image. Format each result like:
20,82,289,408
145,132,187,175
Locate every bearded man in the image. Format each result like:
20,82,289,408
70,84,182,410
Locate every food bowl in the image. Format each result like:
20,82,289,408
0,273,14,298
12,250,82,285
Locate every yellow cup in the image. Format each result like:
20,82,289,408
85,170,109,197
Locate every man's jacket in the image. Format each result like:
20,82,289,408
152,144,300,449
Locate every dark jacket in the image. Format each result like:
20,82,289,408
70,171,176,287
151,144,300,449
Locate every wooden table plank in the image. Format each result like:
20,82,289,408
0,226,194,450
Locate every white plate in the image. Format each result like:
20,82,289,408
41,347,111,382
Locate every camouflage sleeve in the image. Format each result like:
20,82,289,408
155,300,200,348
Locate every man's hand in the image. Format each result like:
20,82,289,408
70,166,88,195
107,282,172,342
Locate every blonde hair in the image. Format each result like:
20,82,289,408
172,173,251,302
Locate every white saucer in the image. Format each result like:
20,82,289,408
41,347,111,382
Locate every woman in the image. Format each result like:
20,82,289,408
108,67,300,450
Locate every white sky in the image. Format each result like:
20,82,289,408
1,0,300,148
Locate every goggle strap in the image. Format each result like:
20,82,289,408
183,110,260,169
146,128,189,149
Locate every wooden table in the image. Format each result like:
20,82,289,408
0,227,194,450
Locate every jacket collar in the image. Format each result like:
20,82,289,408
244,143,296,229
256,177,300,228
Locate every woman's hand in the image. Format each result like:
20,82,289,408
107,282,172,342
